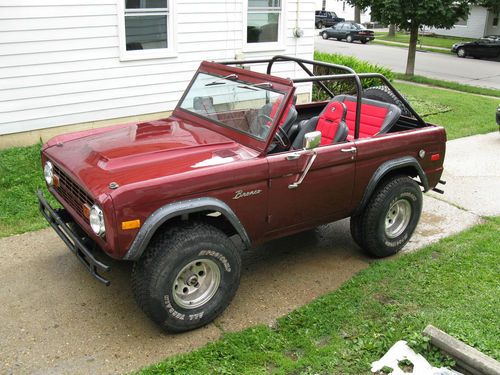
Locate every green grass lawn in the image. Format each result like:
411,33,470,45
394,82,499,140
136,217,500,375
374,32,474,49
372,40,453,55
0,144,58,238
395,74,500,98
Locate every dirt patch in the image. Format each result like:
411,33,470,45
0,220,368,375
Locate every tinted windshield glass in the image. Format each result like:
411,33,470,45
180,72,285,140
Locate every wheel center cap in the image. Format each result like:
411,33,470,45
187,275,198,286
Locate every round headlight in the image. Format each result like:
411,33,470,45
89,204,106,236
44,161,54,185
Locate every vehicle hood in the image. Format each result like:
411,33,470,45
43,117,258,197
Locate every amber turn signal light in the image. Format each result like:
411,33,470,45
82,203,91,219
122,219,141,230
53,174,60,188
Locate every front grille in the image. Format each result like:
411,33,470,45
53,164,94,221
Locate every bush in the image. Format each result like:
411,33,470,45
313,51,394,101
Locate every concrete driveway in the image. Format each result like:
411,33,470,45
315,36,500,89
1,133,496,375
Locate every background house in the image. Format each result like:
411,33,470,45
0,0,315,148
316,0,371,24
429,5,499,39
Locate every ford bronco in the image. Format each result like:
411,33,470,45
38,56,446,332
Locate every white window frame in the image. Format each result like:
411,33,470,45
243,0,286,52
117,0,176,61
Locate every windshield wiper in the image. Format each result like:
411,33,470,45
237,82,274,91
205,73,238,87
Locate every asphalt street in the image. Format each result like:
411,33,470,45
315,35,500,89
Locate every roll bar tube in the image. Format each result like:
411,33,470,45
218,55,425,138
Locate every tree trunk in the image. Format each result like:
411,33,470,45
354,6,361,23
388,24,396,37
405,22,419,76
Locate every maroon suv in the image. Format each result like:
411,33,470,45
38,56,446,332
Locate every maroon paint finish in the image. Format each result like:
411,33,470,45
41,61,446,261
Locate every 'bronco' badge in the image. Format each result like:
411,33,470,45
232,189,262,200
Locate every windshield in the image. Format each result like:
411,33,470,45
179,72,286,140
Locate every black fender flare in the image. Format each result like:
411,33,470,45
354,156,429,216
123,197,251,261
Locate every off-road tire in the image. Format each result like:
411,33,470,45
322,31,329,40
349,214,364,248
363,85,412,117
131,222,241,332
353,175,422,258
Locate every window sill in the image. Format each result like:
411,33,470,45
119,49,177,61
242,42,286,53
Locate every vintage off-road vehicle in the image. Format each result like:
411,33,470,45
38,56,446,332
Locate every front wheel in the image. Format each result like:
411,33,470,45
322,31,329,40
351,175,422,257
316,21,323,29
457,47,466,58
346,35,353,43
131,223,241,332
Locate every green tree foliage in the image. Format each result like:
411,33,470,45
346,0,471,75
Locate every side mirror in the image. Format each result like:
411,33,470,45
303,131,321,150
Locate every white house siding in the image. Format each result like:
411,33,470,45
429,6,488,39
485,10,500,36
0,0,314,137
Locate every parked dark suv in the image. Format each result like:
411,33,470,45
315,10,345,29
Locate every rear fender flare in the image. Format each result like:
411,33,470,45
123,197,250,261
354,156,428,216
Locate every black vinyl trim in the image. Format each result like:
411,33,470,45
354,156,429,215
124,197,251,261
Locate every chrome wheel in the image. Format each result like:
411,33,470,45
457,48,466,57
172,258,221,309
384,199,412,238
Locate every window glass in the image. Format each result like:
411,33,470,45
125,15,167,50
247,0,281,43
180,73,285,140
126,0,167,8
124,0,169,51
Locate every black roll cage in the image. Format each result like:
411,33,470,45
218,55,426,139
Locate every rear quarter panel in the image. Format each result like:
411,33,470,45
351,125,446,210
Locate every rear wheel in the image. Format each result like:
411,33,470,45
131,222,241,332
457,47,466,58
351,175,422,258
322,31,329,40
361,40,368,44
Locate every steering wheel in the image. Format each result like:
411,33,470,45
250,113,273,138
273,126,291,150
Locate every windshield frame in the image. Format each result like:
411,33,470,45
174,61,295,154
